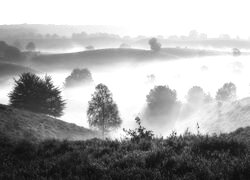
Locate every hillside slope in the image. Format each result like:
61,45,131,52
0,104,98,142
177,97,250,134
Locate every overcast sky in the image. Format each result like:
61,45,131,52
1,0,250,37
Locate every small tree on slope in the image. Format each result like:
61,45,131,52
87,83,122,138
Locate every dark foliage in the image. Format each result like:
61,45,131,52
26,42,36,51
0,126,250,180
148,38,161,51
9,72,65,117
0,41,22,61
186,86,211,105
216,82,236,101
64,68,93,87
87,83,122,138
146,85,177,115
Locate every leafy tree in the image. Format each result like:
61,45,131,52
87,83,122,138
186,86,210,105
9,73,65,117
146,85,177,115
148,38,161,51
216,82,236,101
26,42,36,51
64,68,93,87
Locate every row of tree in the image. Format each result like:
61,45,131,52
8,72,237,137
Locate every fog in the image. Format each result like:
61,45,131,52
1,54,250,137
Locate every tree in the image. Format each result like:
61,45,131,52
146,85,177,114
87,84,122,138
9,73,65,117
143,85,180,130
148,38,161,51
216,82,236,101
232,48,241,56
186,86,207,105
64,68,93,87
26,42,36,51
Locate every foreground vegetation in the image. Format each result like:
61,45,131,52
1,119,250,180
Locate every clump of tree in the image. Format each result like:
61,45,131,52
64,68,93,87
119,43,131,49
87,83,122,138
144,85,180,128
186,86,212,105
232,48,241,56
216,82,236,101
9,72,65,117
85,45,95,50
25,42,36,52
148,38,161,52
146,74,156,83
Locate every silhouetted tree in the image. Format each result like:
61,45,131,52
9,73,65,117
64,68,93,87
87,83,122,138
148,38,161,51
216,82,236,101
26,42,36,51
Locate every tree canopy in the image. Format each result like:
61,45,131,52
64,68,93,87
148,38,161,51
216,82,236,101
26,42,36,51
87,83,122,138
9,72,65,117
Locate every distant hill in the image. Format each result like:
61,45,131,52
0,61,36,79
178,97,250,134
32,48,223,71
0,104,99,142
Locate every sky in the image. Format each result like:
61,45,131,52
1,0,250,37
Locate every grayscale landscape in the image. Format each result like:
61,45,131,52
1,0,250,179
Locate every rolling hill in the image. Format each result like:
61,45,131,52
0,104,99,142
177,97,250,134
31,48,223,71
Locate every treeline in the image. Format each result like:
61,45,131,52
7,70,239,138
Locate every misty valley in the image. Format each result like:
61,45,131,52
1,24,250,179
